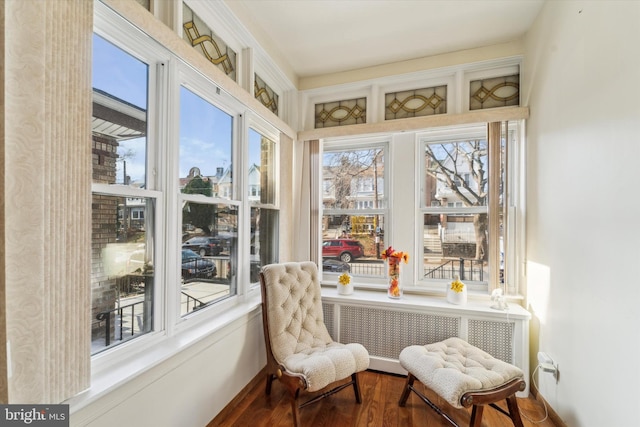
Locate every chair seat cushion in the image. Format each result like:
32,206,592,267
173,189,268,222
283,342,369,392
399,337,524,408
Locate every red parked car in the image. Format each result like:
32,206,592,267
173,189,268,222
322,239,365,263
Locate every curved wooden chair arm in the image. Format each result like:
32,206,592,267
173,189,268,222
460,377,526,407
277,366,308,394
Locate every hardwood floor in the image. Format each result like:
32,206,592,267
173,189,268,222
209,369,556,427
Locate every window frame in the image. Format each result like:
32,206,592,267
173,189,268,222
172,62,248,324
245,112,281,289
416,121,523,295
91,2,282,367
417,124,493,293
321,136,390,286
318,121,524,297
91,8,170,360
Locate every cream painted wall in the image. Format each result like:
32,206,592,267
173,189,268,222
71,311,265,426
523,1,640,425
299,40,525,91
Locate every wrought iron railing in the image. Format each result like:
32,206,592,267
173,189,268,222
424,258,485,281
96,300,148,347
182,291,207,313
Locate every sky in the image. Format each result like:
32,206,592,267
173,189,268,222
92,34,261,186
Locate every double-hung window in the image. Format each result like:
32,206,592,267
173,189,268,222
178,82,239,316
90,2,281,358
418,122,522,294
322,138,388,282
319,121,522,296
247,120,280,285
90,31,162,354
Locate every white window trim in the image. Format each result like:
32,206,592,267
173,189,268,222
417,124,492,293
245,111,281,289
321,136,390,287
317,120,525,298
88,1,283,396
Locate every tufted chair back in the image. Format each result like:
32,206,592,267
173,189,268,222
261,261,332,363
259,261,369,426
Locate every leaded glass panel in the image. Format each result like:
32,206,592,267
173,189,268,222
315,97,366,128
254,74,279,115
385,85,447,120
182,4,236,81
469,74,519,110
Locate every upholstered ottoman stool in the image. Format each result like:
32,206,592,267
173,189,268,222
398,337,526,427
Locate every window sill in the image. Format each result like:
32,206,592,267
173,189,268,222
66,293,262,414
321,286,531,320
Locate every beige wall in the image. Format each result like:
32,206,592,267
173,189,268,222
71,311,265,426
523,1,640,425
0,0,7,404
299,40,525,91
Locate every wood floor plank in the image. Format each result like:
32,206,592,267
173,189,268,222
208,370,557,427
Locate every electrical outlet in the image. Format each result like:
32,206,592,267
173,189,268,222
537,351,553,365
537,351,559,382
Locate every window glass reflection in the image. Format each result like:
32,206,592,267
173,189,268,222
181,202,237,315
179,87,233,199
250,207,278,283
92,34,148,186
248,128,276,205
92,195,155,354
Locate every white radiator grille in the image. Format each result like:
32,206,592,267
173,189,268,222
338,305,460,360
322,303,335,339
468,319,514,363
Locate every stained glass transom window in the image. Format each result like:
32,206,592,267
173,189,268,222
385,85,447,120
254,74,278,116
315,98,366,128
469,74,519,110
182,4,236,81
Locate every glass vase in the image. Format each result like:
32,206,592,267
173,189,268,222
387,257,402,298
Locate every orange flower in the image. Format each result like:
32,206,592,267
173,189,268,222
381,246,409,264
388,284,401,297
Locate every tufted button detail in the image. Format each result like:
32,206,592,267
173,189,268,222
260,261,371,392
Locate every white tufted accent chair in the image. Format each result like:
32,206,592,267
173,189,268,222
259,261,370,426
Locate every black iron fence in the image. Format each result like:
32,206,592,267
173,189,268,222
424,258,485,281
347,261,384,276
327,257,486,282
182,291,206,313
96,300,148,347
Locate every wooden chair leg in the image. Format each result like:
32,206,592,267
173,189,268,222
265,372,276,395
352,373,363,403
287,388,301,427
398,373,415,406
470,405,484,427
506,395,525,427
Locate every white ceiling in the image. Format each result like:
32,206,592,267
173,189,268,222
224,0,545,78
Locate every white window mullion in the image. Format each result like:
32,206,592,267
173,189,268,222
162,59,181,334
389,132,417,287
